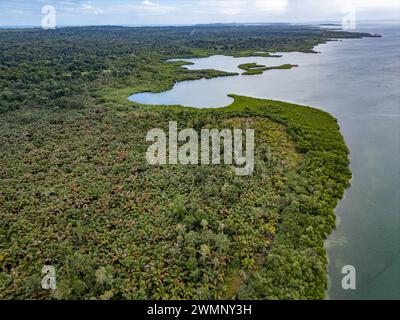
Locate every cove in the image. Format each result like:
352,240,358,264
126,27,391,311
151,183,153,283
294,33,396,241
129,22,400,299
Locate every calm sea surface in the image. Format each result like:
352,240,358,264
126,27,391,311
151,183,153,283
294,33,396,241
129,23,400,299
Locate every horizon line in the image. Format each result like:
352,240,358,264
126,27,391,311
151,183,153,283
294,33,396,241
1,19,399,29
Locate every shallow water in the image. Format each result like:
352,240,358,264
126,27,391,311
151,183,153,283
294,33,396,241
129,22,400,299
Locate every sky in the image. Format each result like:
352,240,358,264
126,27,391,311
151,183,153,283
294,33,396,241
0,0,399,26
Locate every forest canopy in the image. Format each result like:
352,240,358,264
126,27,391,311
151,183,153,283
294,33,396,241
0,24,360,299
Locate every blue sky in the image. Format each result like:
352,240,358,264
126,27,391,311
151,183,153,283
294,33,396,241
0,0,399,26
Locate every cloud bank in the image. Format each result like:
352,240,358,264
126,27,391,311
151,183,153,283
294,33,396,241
0,0,399,26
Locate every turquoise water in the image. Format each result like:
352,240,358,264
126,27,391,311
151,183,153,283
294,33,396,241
129,23,400,299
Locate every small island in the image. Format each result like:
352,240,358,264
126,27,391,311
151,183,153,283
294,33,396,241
238,63,298,75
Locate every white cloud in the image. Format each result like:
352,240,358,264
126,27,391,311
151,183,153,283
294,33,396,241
9,9,25,15
340,0,400,10
2,0,398,25
81,1,103,15
141,0,155,6
217,1,247,15
254,0,288,13
82,1,94,10
99,1,178,16
194,0,290,17
297,0,400,14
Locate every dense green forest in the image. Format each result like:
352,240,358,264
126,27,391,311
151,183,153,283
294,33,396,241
0,25,364,299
